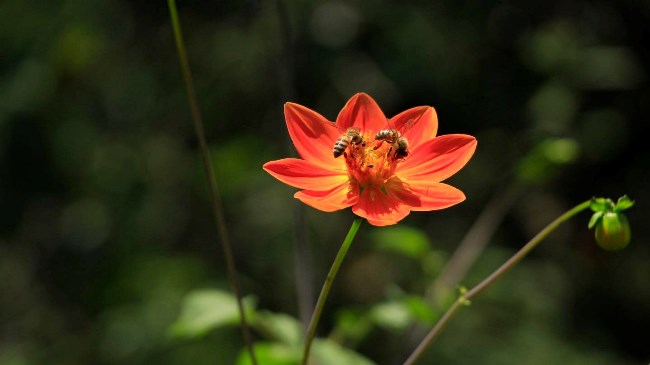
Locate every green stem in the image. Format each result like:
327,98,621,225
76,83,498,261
403,200,592,365
302,218,363,365
167,2,257,364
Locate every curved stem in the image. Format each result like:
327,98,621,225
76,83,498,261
403,200,592,365
302,218,363,365
167,2,257,364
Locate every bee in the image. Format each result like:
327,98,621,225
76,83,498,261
333,127,363,158
374,129,409,159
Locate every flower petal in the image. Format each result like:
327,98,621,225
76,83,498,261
404,182,466,211
294,182,360,212
336,93,387,133
384,177,422,208
390,106,438,150
352,187,410,226
263,158,348,190
398,134,477,183
285,102,344,168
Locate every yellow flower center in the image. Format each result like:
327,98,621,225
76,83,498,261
343,131,403,188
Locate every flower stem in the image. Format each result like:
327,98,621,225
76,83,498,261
403,200,592,365
302,217,363,365
167,1,257,364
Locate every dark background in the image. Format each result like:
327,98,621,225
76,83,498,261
1,0,649,364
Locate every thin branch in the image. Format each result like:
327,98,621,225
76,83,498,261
167,1,257,364
403,200,591,365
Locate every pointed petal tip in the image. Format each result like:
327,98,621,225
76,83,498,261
390,105,439,149
337,93,387,131
294,183,359,212
283,101,302,113
406,183,468,211
263,158,347,190
283,102,343,166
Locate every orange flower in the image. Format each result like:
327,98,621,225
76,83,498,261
263,93,477,226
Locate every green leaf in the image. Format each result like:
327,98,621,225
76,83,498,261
403,296,438,324
253,311,303,346
369,301,412,331
614,195,634,212
589,197,611,212
588,211,604,229
333,309,372,343
168,289,256,339
541,138,579,164
312,339,376,365
371,226,431,259
236,342,300,365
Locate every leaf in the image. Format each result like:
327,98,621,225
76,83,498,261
371,226,431,259
403,296,438,324
589,197,610,212
588,211,604,229
237,339,377,365
168,289,256,339
541,138,579,164
236,342,300,365
312,339,376,365
369,301,413,331
614,195,634,212
333,309,372,343
369,296,438,330
254,311,303,346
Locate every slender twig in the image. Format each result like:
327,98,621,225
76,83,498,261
302,218,363,365
167,1,257,364
403,200,592,365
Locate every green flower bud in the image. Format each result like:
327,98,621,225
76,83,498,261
595,212,631,251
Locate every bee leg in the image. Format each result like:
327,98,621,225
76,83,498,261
343,151,348,159
372,140,384,150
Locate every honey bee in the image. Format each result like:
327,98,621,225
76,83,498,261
374,129,409,159
333,128,363,158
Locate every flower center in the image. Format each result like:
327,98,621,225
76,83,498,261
343,130,404,188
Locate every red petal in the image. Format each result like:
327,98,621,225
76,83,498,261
390,106,438,150
384,177,422,208
404,182,466,211
398,134,477,183
336,93,387,133
263,158,348,190
294,182,360,212
285,102,344,168
352,187,410,226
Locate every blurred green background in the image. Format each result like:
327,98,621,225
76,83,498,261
1,0,649,364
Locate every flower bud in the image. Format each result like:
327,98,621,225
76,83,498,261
595,212,631,251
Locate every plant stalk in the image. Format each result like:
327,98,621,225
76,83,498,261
403,200,592,365
302,218,363,365
167,1,257,364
